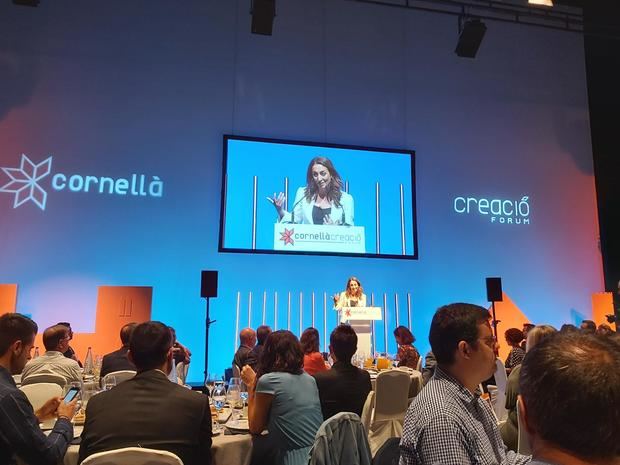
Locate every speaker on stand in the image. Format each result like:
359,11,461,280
486,277,503,341
201,271,218,388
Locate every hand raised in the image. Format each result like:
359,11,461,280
266,192,286,218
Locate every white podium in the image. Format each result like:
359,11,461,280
339,306,382,357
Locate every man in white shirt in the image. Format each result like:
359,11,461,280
21,324,81,384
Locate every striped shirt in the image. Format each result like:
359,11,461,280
399,366,530,465
0,366,73,465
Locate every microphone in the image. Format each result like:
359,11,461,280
289,194,306,224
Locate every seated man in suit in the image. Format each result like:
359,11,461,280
21,324,82,384
312,324,371,420
100,322,137,378
232,327,256,371
520,332,620,465
78,321,212,465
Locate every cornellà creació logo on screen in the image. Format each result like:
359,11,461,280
453,195,531,225
0,154,163,211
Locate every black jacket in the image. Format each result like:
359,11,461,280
100,346,135,378
313,361,372,420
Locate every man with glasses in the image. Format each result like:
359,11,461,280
21,324,82,384
0,313,78,465
399,303,530,465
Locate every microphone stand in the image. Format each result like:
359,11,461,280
203,297,216,391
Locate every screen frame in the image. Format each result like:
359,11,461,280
218,134,419,260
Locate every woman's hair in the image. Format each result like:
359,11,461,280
504,328,524,346
300,327,320,354
256,330,304,380
304,157,343,206
393,325,415,345
345,277,363,299
526,324,557,352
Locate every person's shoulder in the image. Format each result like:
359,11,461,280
340,191,353,202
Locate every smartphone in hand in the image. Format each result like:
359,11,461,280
63,387,80,403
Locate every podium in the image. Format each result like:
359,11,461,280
339,306,382,357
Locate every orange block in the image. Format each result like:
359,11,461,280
592,292,617,332
488,293,530,362
0,284,18,315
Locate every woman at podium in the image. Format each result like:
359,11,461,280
267,156,354,225
334,277,367,309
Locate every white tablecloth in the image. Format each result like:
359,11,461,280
63,428,252,465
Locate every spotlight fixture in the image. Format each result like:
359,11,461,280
455,17,487,58
13,0,40,6
528,0,553,6
251,0,276,36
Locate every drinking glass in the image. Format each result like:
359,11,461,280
103,375,116,391
205,373,216,398
227,381,242,424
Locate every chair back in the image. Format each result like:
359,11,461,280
360,390,375,432
103,370,136,386
494,358,508,393
81,447,183,465
308,412,371,465
415,356,422,372
372,437,400,465
517,398,531,455
374,370,410,421
20,382,63,430
21,372,66,387
176,362,189,385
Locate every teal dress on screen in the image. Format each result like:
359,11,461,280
256,371,323,465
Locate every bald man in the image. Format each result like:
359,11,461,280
232,328,257,371
21,324,82,384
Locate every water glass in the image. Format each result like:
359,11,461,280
227,381,242,424
103,375,116,391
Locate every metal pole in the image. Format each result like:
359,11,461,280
400,183,406,255
274,291,278,330
371,293,376,356
252,176,258,249
323,292,327,352
248,291,252,327
235,291,241,351
407,292,412,330
284,177,289,211
395,293,400,327
262,291,267,325
287,292,291,331
312,292,315,328
299,292,303,336
383,293,388,354
375,182,381,254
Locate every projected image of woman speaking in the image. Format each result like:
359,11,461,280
267,156,354,225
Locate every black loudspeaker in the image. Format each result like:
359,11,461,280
455,18,487,58
486,277,503,302
201,271,218,298
251,0,276,35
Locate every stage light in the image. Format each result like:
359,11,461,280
528,0,553,6
455,18,487,58
251,0,276,36
13,0,40,6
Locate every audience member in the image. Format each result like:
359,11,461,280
21,324,82,384
520,323,535,350
300,327,328,376
56,322,81,366
169,327,192,366
596,323,613,335
400,303,529,465
579,319,596,333
248,325,271,370
393,326,420,369
79,321,211,465
100,322,137,378
0,313,77,465
501,324,557,451
421,350,436,385
520,332,620,465
241,330,322,465
312,324,372,420
559,323,578,333
232,327,257,371
503,328,525,374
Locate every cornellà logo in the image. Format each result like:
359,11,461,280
1,154,163,211
453,195,531,225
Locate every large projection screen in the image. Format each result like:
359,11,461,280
219,135,418,259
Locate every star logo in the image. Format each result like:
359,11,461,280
279,227,295,246
0,154,53,210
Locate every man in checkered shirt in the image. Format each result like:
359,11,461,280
399,303,530,465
